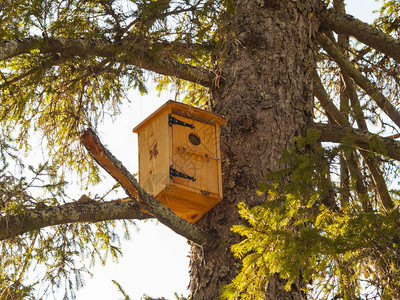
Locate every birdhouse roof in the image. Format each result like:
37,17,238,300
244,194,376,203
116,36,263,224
132,100,226,133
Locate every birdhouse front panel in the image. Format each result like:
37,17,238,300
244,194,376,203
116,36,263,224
133,101,225,223
171,114,219,195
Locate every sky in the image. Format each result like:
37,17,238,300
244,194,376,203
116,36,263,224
74,94,190,300
72,1,383,299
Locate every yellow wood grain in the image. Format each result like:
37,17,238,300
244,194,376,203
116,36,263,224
133,101,225,223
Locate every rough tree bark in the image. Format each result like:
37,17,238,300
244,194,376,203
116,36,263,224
5,0,400,298
188,0,322,298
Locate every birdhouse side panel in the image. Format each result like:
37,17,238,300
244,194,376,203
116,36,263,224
215,124,223,199
137,110,171,197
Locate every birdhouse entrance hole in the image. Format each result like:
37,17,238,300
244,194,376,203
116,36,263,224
188,133,201,146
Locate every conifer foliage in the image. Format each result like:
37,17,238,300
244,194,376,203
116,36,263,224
2,0,400,299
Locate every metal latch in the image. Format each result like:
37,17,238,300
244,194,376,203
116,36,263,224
169,165,196,181
168,114,195,129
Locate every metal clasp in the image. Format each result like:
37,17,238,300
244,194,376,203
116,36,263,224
168,114,195,129
169,165,196,181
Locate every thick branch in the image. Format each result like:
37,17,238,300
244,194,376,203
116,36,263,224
315,74,370,209
334,13,351,207
363,153,394,210
0,198,152,241
80,128,215,247
0,37,213,87
314,71,349,126
315,71,400,163
321,8,400,63
0,37,41,62
313,122,400,163
314,74,389,210
315,121,397,210
343,74,393,211
318,33,400,129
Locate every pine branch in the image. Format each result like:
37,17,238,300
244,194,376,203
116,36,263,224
313,122,400,163
80,128,215,247
0,67,39,89
0,37,40,62
334,12,352,207
314,73,379,211
0,198,152,241
321,8,400,63
0,37,214,87
314,121,397,210
342,74,393,211
314,71,350,127
318,33,400,130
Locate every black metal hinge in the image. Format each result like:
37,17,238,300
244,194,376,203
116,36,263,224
169,165,196,181
168,114,195,129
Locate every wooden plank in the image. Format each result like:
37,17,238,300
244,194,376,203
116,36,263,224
169,101,226,126
157,186,221,223
133,100,226,133
171,114,219,195
137,109,171,196
215,124,223,200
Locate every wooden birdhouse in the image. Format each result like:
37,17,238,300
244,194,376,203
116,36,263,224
133,100,226,223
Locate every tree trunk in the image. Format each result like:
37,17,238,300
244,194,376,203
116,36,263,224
188,0,322,299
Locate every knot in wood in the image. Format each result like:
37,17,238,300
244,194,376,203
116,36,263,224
236,114,254,132
263,0,281,9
